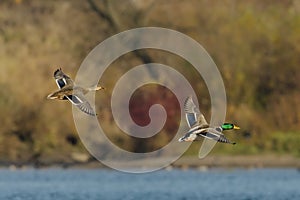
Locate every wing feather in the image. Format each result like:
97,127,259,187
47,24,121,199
66,93,96,116
202,128,234,144
184,96,208,128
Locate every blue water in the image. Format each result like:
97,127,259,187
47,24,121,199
0,168,299,200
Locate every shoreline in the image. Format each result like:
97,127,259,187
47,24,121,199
1,155,299,170
173,155,300,169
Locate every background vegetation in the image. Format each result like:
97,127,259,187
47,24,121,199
0,0,299,165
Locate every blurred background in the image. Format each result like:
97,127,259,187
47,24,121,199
0,0,299,168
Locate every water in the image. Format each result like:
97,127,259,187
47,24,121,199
0,168,299,200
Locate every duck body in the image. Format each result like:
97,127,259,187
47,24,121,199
179,125,236,144
47,85,91,100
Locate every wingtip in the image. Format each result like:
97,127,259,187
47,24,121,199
87,110,97,116
184,95,198,112
84,111,97,117
184,95,193,104
54,68,62,76
85,110,97,116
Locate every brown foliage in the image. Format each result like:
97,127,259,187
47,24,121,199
0,0,299,162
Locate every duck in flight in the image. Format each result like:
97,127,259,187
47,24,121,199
47,68,105,116
179,96,240,144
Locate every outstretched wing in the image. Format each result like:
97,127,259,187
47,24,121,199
65,93,96,116
184,96,208,128
54,68,74,89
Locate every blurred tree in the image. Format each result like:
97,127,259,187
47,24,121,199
0,0,299,164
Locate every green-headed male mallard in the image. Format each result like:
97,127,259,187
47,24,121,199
47,68,105,116
178,96,240,144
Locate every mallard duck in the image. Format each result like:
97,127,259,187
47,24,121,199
47,68,105,116
178,96,239,144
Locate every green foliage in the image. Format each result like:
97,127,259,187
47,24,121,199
270,132,300,157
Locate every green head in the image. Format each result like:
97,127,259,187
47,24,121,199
221,123,240,130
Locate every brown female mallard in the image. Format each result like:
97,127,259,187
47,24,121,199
47,68,104,116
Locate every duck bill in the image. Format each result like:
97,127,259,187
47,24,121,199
47,94,57,99
95,86,105,91
233,125,240,130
